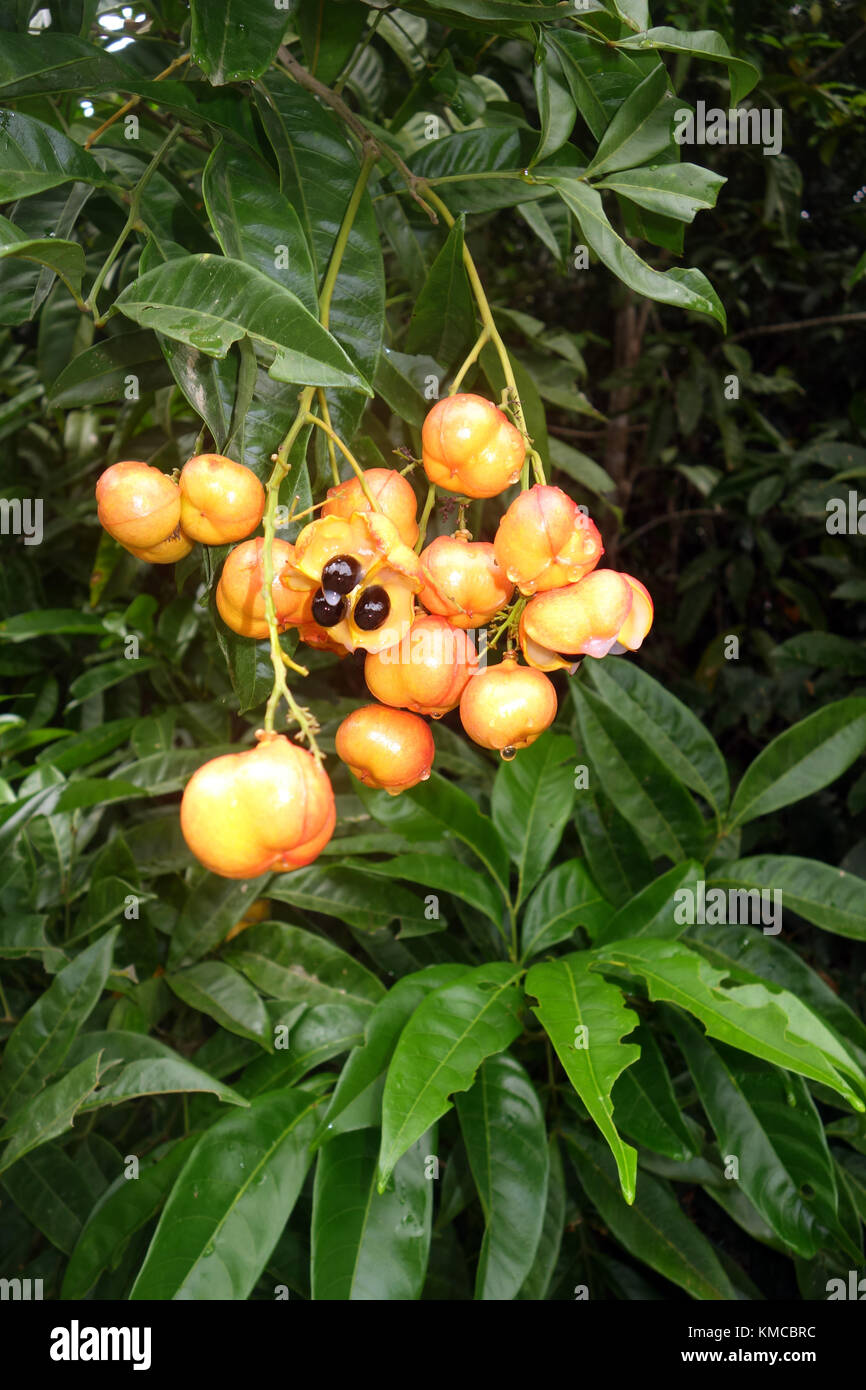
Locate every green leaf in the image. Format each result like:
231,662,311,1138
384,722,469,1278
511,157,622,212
225,920,385,1010
66,1031,248,1109
238,1002,369,1096
548,436,616,496
573,775,655,907
267,866,431,935
609,1025,695,1160
0,33,127,98
584,658,730,815
114,255,370,392
0,212,84,298
455,1053,549,1300
167,874,272,970
0,927,117,1115
405,214,476,370
296,0,368,86
594,938,866,1111
672,1016,847,1259
311,1127,433,1299
407,772,511,900
129,1089,319,1299
549,31,647,143
0,109,110,200
517,1136,566,1300
378,963,524,1190
47,329,172,407
548,179,726,329
0,914,65,972
615,27,760,107
0,609,107,641
409,127,544,214
356,853,505,926
0,1051,105,1175
564,1127,738,1299
526,952,639,1202
316,965,471,1143
520,858,613,959
594,861,704,947
585,62,672,178
201,142,318,311
491,732,575,906
190,0,289,85
62,1138,197,1299
596,163,726,223
573,682,707,863
707,856,866,942
533,40,577,165
1,1144,96,1255
727,698,866,828
166,962,271,1047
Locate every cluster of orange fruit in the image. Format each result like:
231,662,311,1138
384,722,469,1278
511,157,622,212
95,394,652,880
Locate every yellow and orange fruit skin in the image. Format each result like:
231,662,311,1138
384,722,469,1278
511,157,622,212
494,484,603,595
323,468,420,548
459,653,557,752
216,538,311,639
179,454,265,546
96,460,182,552
418,534,513,628
422,394,525,499
336,703,434,794
180,734,335,880
364,614,478,718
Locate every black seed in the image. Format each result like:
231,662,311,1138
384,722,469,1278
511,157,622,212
312,588,347,627
321,553,362,594
353,584,391,631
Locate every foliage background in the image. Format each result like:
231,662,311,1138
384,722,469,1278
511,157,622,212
0,0,865,1302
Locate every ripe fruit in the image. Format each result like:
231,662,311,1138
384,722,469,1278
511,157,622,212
179,454,265,545
365,614,477,718
336,704,434,794
216,538,311,639
418,533,513,628
494,484,603,595
180,734,335,879
422,394,525,498
283,512,421,655
459,652,557,754
96,460,181,551
323,468,419,547
520,569,634,667
126,530,195,565
616,575,654,652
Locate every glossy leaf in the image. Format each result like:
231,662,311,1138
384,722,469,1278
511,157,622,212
129,1089,320,1299
455,1053,549,1300
533,39,577,165
491,732,575,905
727,698,866,828
565,1128,738,1299
573,774,655,907
225,920,385,1010
0,109,109,200
616,27,760,106
517,1136,566,1300
47,329,172,407
408,772,511,899
0,1051,104,1175
609,1025,695,1161
189,0,289,85
62,1138,197,1299
114,255,370,392
526,952,639,1202
378,963,524,1189
548,179,726,328
573,683,707,863
0,927,117,1115
266,866,431,935
167,874,272,969
594,938,866,1111
166,962,271,1047
311,1128,433,1300
596,163,726,223
585,62,672,178
520,857,613,959
405,214,476,370
584,658,730,815
0,212,84,298
594,861,704,947
356,853,505,926
67,1031,248,1110
238,1002,369,1097
0,1144,96,1255
672,1015,845,1259
707,855,866,942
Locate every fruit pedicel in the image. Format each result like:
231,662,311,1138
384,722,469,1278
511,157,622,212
94,396,653,878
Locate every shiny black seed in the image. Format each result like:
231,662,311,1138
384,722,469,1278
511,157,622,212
312,588,347,627
321,553,362,594
353,584,391,631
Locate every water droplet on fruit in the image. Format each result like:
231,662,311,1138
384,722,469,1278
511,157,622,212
500,746,517,761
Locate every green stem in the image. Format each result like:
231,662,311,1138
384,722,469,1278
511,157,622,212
316,387,341,485
303,413,379,507
415,482,437,553
86,123,182,323
449,326,490,395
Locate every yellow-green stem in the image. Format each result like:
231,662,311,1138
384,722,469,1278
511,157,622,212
449,326,490,394
303,413,379,508
415,482,437,552
317,387,340,485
